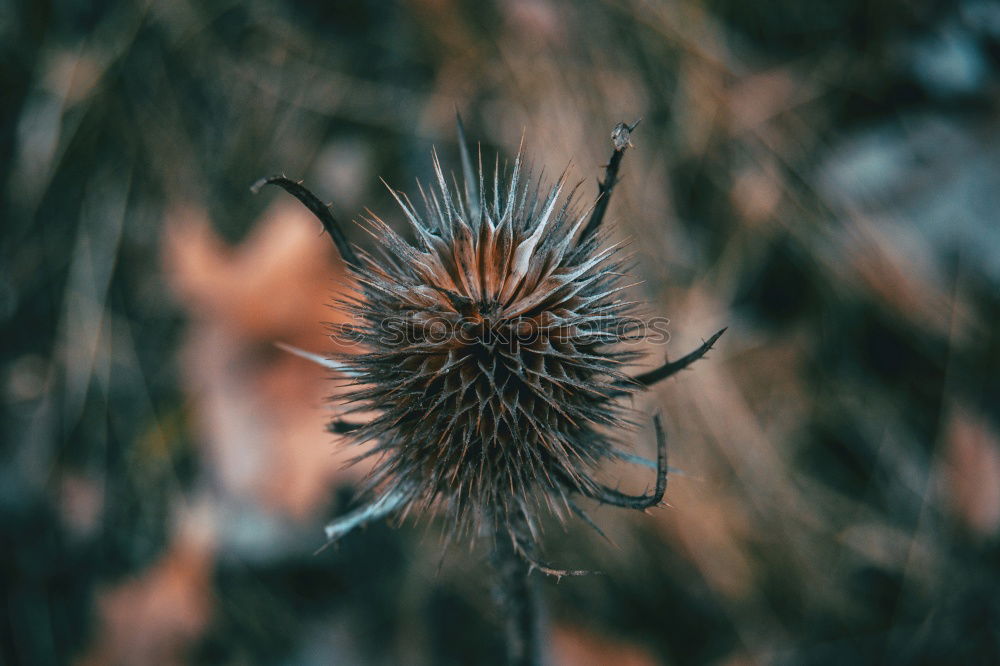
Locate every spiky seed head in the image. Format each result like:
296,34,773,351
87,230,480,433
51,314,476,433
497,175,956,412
333,146,642,543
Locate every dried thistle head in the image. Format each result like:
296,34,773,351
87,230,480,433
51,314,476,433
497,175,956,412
256,119,723,561
336,148,642,542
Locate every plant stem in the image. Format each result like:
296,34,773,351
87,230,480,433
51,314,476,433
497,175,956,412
492,523,542,666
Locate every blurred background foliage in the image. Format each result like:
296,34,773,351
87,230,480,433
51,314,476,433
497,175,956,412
3,0,1000,664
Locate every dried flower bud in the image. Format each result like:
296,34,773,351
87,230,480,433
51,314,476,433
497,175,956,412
334,146,642,544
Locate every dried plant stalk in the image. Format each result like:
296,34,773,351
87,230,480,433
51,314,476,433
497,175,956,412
256,118,724,666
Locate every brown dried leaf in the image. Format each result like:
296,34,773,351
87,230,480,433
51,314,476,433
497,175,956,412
162,202,368,519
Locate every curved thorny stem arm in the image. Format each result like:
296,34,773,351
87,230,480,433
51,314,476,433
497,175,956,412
581,414,668,510
608,327,727,399
576,119,641,247
251,175,362,269
629,327,727,388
